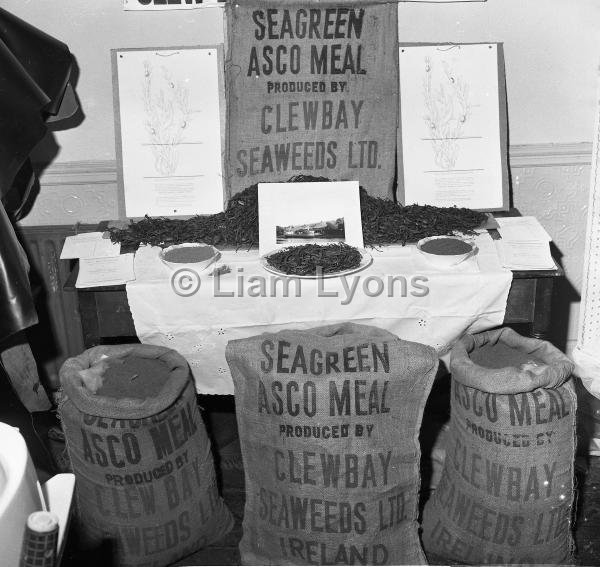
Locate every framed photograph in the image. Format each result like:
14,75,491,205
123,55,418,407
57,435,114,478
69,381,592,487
258,181,364,256
397,43,509,211
112,46,225,218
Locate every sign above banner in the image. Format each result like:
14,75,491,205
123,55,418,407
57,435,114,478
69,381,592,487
226,3,398,199
124,0,485,8
404,1,485,3
224,0,485,5
123,0,224,10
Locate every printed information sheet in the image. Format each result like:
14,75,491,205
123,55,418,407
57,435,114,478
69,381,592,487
114,47,224,217
399,44,504,209
76,254,136,288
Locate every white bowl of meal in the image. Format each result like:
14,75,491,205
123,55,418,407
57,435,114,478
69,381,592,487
159,243,221,272
416,236,475,268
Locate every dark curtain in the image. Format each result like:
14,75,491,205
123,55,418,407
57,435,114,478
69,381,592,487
0,8,76,342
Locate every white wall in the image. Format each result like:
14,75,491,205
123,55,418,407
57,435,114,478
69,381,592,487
2,1,225,163
3,0,599,162
398,0,600,145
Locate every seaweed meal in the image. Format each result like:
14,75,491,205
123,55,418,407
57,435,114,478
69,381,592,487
420,238,473,255
162,245,215,263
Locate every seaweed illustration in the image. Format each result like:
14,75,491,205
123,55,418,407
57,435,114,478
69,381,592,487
142,60,192,176
423,56,471,170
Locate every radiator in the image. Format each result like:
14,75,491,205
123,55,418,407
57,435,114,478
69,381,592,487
17,225,86,390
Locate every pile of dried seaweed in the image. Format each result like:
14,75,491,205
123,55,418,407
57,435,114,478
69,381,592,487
266,243,363,276
360,194,486,246
109,176,487,249
108,182,259,249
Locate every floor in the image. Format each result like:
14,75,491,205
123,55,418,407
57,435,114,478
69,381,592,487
3,375,600,566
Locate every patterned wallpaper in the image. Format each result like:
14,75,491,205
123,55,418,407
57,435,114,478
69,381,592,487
18,161,120,226
513,164,588,291
510,145,591,350
19,144,593,349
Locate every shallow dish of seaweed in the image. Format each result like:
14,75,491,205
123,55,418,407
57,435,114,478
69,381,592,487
261,243,372,279
416,236,476,268
159,243,221,272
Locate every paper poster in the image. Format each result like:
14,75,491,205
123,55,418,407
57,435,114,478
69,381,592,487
258,181,363,255
123,0,224,10
398,43,508,210
226,3,398,199
113,47,225,217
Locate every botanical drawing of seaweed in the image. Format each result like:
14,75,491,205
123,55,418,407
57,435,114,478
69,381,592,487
142,60,192,176
423,56,471,170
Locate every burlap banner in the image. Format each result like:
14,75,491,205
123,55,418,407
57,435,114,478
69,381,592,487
226,2,398,198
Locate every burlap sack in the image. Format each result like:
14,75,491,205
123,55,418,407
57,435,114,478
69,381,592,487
226,322,438,565
422,327,576,565
226,2,398,199
575,378,600,457
59,344,233,567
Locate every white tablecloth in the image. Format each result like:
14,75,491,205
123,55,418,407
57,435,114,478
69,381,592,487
126,233,512,394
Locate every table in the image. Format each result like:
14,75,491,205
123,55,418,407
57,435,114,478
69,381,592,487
67,261,562,345
64,214,564,394
65,239,563,346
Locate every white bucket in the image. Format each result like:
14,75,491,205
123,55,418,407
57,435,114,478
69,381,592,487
0,422,43,566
